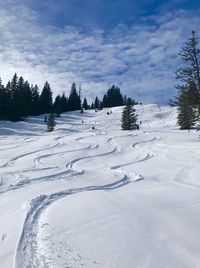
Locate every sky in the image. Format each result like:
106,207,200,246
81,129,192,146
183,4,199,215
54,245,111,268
0,0,200,103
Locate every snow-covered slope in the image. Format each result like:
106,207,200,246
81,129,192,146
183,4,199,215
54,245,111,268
0,104,200,268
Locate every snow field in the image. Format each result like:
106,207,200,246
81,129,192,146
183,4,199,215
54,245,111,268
0,104,200,268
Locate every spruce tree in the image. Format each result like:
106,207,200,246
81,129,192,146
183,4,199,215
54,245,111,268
9,73,22,121
121,98,138,130
68,83,81,111
40,82,53,114
177,88,196,129
47,113,56,132
91,102,94,109
19,79,32,117
0,78,8,119
176,31,200,129
30,85,40,115
94,96,100,110
59,93,67,112
103,85,124,107
82,97,88,110
53,95,62,116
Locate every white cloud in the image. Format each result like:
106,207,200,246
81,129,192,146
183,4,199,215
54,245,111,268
0,4,199,103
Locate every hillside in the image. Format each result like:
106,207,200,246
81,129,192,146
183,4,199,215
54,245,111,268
0,104,200,268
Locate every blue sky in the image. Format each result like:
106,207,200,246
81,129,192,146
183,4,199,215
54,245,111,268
0,0,199,103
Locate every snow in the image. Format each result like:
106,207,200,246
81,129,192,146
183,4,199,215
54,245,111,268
0,104,200,268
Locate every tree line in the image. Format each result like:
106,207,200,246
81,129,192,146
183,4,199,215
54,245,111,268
0,74,134,122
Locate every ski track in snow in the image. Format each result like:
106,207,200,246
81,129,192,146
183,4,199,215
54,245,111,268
14,131,157,267
1,105,200,268
0,134,99,194
15,177,132,268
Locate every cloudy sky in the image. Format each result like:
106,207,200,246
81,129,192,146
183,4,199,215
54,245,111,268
0,0,199,103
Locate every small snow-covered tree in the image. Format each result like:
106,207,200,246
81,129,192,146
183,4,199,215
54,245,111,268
47,113,56,132
121,98,139,130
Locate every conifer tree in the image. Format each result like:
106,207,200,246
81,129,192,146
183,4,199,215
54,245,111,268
68,83,81,111
31,85,40,115
53,95,62,116
121,98,138,130
40,82,53,114
9,73,22,121
47,113,56,132
5,81,11,118
60,93,68,112
103,85,124,107
19,79,32,117
94,96,100,110
91,102,94,109
82,97,89,110
99,101,103,110
0,78,8,119
102,94,108,107
177,87,197,129
176,31,200,129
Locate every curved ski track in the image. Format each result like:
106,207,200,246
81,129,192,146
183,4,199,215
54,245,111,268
14,132,158,268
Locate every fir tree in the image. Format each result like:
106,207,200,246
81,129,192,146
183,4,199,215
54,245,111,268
68,83,81,111
103,85,124,107
5,81,11,118
40,82,53,114
177,87,197,129
53,95,62,116
30,85,40,115
91,102,94,109
0,78,8,119
102,94,108,107
176,31,200,129
20,79,32,117
17,76,25,117
47,113,56,132
82,97,89,110
121,98,139,130
9,73,21,121
60,93,68,112
94,96,100,110
99,101,103,110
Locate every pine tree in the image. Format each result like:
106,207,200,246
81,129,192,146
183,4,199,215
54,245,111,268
47,113,56,132
40,82,53,114
9,73,22,121
99,101,103,110
5,81,11,119
68,83,81,111
94,96,100,110
91,102,94,109
102,94,108,107
53,95,62,116
103,85,124,107
176,31,200,129
177,87,197,129
30,85,40,115
82,97,88,110
0,78,8,119
19,79,32,117
121,98,139,130
60,93,68,112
